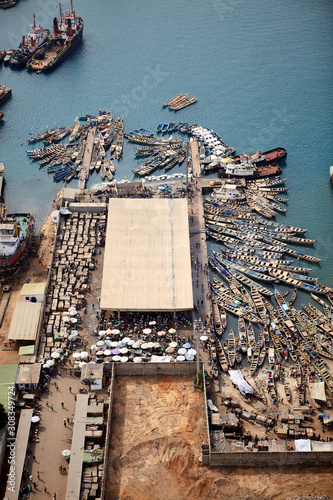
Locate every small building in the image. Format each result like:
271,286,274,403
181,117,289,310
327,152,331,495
15,364,41,393
8,302,43,348
20,282,46,303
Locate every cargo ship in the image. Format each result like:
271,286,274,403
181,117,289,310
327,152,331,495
10,15,50,69
233,148,287,165
0,213,35,270
27,0,83,73
0,85,12,106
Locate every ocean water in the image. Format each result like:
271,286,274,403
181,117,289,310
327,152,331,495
0,0,332,285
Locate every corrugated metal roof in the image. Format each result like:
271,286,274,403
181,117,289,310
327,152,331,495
100,198,193,312
20,282,46,296
8,302,42,341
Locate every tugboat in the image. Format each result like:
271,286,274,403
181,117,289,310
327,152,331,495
10,15,50,69
27,0,83,72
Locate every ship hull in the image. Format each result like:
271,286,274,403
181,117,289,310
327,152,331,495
234,148,287,165
0,214,35,270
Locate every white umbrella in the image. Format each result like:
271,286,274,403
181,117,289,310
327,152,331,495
104,340,111,346
168,328,176,334
176,355,185,361
112,355,121,361
157,331,166,336
111,329,120,335
43,363,51,368
169,342,178,348
143,328,151,334
127,339,135,346
178,348,187,355
187,348,197,356
56,348,64,354
62,449,71,457
51,352,61,359
122,337,131,343
98,330,106,336
133,357,142,363
106,329,113,335
68,334,78,341
104,349,112,356
165,346,175,354
73,352,81,358
149,321,156,325
31,416,40,423
154,342,161,348
200,335,208,341
46,359,55,366
132,342,141,349
90,345,98,350
71,318,78,324
120,356,128,363
120,347,128,354
141,343,150,349
63,316,70,323
70,330,79,336
96,350,104,356
97,340,105,346
110,341,119,348
69,309,77,316
80,351,89,359
146,342,155,349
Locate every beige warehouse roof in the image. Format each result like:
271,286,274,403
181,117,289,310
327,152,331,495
8,302,42,341
100,198,193,311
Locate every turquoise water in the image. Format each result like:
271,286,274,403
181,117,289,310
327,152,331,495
0,0,332,285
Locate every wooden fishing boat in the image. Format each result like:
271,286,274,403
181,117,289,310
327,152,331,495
268,347,275,368
235,333,242,364
250,286,268,324
258,347,266,367
327,292,333,307
219,304,227,330
274,288,295,321
289,288,298,305
212,299,223,335
216,338,229,372
284,384,291,402
250,346,260,375
284,247,322,263
247,323,256,350
227,329,236,367
267,372,277,403
238,317,248,354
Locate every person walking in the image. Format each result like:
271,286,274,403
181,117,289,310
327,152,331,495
63,419,66,426
44,485,47,493
69,386,72,393
50,404,54,411
61,401,64,409
37,471,40,480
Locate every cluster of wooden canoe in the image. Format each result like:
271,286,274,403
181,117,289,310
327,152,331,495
132,145,186,177
211,272,333,400
162,93,198,110
27,112,124,184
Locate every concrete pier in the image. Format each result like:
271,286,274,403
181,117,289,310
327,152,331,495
78,126,96,189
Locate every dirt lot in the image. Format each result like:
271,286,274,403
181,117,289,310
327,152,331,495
105,376,333,500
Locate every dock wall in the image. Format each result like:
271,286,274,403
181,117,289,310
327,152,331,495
68,202,107,213
209,451,333,467
100,365,115,500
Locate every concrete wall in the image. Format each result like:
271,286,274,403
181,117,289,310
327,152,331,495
209,451,333,467
100,365,115,500
110,361,198,377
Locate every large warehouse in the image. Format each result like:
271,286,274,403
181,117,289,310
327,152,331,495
100,198,193,313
